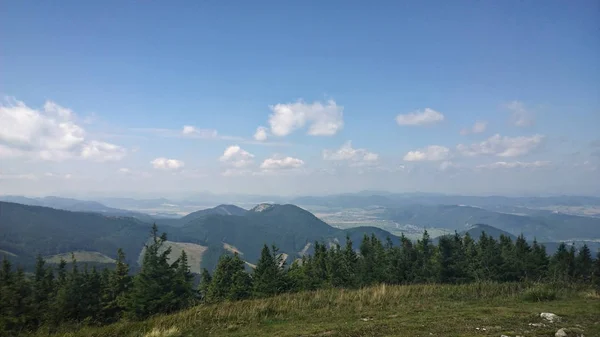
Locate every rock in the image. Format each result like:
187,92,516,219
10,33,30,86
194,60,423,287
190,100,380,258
529,322,546,327
500,335,510,337
555,328,585,337
541,312,561,323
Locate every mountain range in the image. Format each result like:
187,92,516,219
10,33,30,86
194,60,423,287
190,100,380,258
0,201,398,272
2,193,599,273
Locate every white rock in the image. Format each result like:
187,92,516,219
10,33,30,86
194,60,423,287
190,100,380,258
501,335,510,337
541,312,561,323
555,328,568,337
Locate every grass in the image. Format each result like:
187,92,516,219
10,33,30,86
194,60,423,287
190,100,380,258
33,283,600,337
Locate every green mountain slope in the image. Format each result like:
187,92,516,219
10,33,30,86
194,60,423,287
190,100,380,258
383,204,599,241
0,201,154,266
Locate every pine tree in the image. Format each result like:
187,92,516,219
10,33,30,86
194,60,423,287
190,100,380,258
416,230,436,282
342,236,359,287
207,253,251,302
326,243,349,287
474,232,502,281
228,253,252,301
400,234,417,283
549,243,571,282
437,233,467,283
530,239,549,281
253,244,281,297
32,254,54,326
127,224,177,319
102,248,131,322
172,250,195,310
514,234,531,280
498,235,518,282
592,251,600,293
198,268,212,301
574,244,593,283
462,233,477,281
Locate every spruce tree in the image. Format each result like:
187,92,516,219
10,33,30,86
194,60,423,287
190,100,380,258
102,248,131,322
498,235,518,282
253,244,281,297
592,251,600,293
342,236,359,287
172,250,195,309
127,224,176,319
530,239,549,281
228,253,252,301
32,255,54,325
549,243,571,282
514,234,531,280
416,230,435,282
575,244,593,283
198,268,212,301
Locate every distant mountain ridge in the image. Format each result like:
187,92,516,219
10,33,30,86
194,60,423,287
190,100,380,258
0,202,399,272
0,195,155,222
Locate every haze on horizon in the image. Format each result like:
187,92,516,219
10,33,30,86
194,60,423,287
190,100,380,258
1,1,599,197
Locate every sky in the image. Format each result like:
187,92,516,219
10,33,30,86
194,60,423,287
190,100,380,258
1,1,599,197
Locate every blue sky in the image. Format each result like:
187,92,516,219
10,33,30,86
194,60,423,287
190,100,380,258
1,1,599,197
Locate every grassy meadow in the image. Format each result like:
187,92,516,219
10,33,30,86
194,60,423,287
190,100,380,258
32,282,599,337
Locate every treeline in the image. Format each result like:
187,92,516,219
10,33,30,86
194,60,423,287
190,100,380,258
1,225,600,336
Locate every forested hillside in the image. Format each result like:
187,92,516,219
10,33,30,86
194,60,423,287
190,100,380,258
1,223,599,336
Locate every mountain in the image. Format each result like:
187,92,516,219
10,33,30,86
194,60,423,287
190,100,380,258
383,204,599,241
291,193,600,208
0,201,155,267
176,204,247,225
460,224,518,241
0,201,401,273
0,195,155,222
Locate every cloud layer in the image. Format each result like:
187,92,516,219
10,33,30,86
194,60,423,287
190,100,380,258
396,108,444,126
0,98,125,161
456,134,544,157
151,158,185,170
404,145,450,161
268,99,344,136
323,141,379,166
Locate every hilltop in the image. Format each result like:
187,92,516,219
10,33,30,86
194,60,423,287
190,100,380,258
27,283,600,337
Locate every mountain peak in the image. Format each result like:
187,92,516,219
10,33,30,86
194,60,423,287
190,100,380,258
250,203,274,212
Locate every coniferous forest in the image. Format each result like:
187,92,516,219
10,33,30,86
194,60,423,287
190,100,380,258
1,224,600,336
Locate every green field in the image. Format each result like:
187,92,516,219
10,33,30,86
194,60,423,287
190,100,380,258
35,283,599,337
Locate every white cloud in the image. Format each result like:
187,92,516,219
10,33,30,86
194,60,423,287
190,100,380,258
80,141,126,162
268,99,344,136
403,145,450,161
181,125,218,138
151,157,185,170
396,108,444,126
219,145,254,168
260,156,305,171
460,121,488,135
506,101,534,127
323,141,379,166
439,161,459,171
456,134,544,157
0,98,125,161
476,161,551,169
118,168,131,174
253,126,268,141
